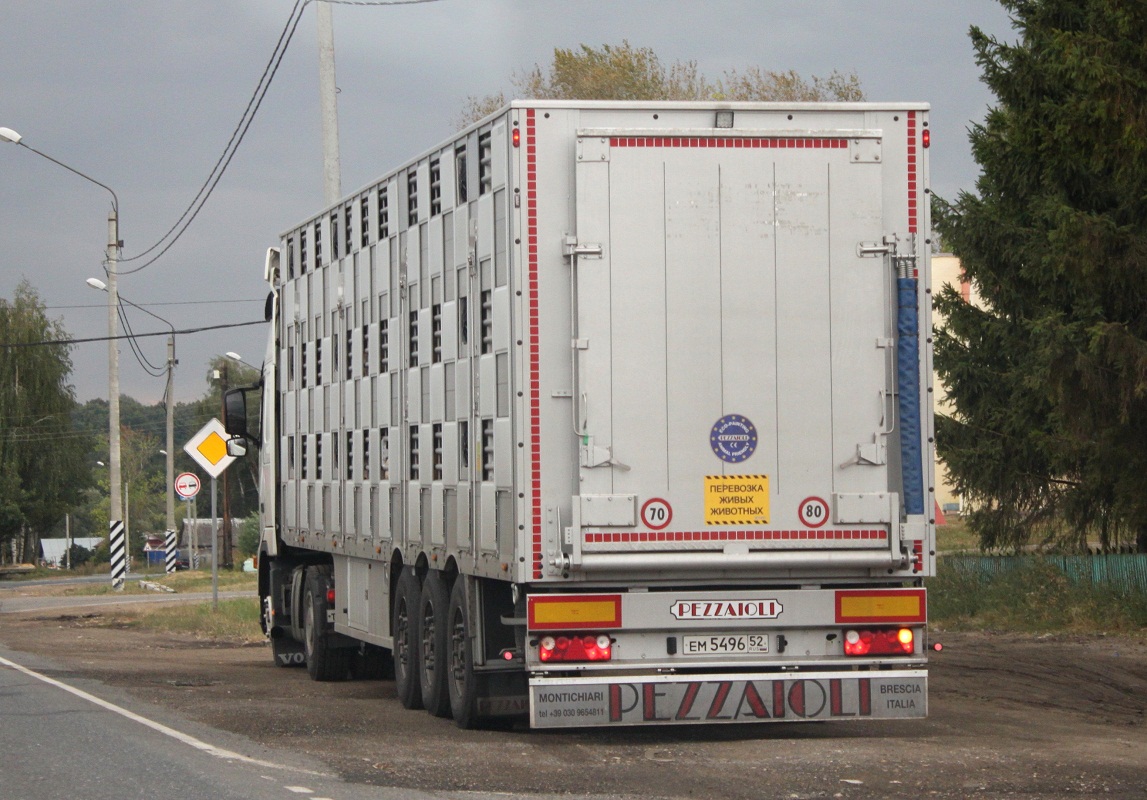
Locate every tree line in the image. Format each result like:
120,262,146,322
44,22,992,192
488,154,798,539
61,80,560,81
0,280,259,565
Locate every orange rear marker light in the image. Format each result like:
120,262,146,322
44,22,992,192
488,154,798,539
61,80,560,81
528,594,622,630
835,589,926,624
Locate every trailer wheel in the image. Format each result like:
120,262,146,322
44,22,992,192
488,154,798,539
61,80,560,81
446,577,481,728
303,568,351,681
392,568,423,709
418,570,452,717
266,595,305,668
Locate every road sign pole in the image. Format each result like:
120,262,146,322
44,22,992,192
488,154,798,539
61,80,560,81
211,476,218,611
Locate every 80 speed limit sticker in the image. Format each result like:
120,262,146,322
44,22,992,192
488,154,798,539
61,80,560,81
798,496,830,528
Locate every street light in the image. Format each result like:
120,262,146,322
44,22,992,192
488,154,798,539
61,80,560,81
225,351,259,371
87,278,178,546
2,126,124,586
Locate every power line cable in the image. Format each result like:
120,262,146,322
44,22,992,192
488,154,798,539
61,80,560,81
119,0,442,276
0,319,266,349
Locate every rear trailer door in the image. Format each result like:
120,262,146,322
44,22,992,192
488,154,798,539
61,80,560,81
569,130,899,575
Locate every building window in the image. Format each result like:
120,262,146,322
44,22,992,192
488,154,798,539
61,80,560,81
407,171,418,226
432,304,442,364
478,131,492,195
360,196,370,248
409,425,420,480
455,142,467,204
379,317,389,373
377,186,389,239
481,419,494,481
345,203,353,255
409,310,419,367
432,423,443,481
430,157,442,217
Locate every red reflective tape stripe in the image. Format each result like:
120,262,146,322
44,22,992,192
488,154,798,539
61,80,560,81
526,109,542,578
859,678,871,716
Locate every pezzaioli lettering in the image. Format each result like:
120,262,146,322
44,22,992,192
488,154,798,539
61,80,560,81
671,599,783,620
604,678,873,723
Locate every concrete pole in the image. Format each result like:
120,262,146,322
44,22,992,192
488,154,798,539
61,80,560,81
107,211,123,542
317,0,341,205
165,335,176,536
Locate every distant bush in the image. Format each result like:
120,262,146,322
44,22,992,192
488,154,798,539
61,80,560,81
236,514,260,558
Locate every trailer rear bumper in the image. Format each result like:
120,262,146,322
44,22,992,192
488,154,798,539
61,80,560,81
528,669,926,728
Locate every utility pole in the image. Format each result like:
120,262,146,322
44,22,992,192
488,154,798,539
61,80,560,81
317,0,341,205
219,362,233,569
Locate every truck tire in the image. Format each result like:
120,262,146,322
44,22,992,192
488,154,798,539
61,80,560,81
446,577,481,729
265,595,306,667
418,570,452,717
303,568,351,681
392,568,423,709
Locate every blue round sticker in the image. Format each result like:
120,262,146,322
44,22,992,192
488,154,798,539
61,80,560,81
710,414,758,463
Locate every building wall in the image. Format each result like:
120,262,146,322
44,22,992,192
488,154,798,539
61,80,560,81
930,253,979,514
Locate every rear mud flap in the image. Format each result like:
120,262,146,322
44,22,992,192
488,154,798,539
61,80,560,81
529,669,926,728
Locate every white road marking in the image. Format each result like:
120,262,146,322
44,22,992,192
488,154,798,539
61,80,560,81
0,653,328,777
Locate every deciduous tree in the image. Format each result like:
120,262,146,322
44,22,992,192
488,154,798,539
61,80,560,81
458,41,863,128
0,281,92,561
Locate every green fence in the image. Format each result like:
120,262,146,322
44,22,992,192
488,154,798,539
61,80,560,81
940,554,1147,594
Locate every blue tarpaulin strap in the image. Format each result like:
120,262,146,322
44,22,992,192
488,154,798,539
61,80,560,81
897,278,924,516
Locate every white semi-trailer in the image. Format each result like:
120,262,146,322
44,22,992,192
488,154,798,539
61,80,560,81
224,101,936,729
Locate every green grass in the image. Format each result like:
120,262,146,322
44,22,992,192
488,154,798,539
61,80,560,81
120,597,263,643
935,518,981,553
31,569,258,597
928,558,1147,634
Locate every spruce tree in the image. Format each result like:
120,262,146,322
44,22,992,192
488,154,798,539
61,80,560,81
934,0,1147,551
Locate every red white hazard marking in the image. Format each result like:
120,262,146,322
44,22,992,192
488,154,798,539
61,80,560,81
641,498,672,530
798,497,830,528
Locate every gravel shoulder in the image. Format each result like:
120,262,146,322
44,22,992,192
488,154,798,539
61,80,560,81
1,593,1144,799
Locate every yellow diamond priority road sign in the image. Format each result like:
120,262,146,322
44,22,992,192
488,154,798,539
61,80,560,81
183,418,237,478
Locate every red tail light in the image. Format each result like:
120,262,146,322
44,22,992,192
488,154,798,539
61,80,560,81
326,587,336,605
843,627,914,656
538,633,612,663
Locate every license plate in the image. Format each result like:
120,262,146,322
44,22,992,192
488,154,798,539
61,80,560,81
682,633,769,655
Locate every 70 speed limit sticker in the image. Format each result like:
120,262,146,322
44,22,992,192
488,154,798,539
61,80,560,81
641,498,673,530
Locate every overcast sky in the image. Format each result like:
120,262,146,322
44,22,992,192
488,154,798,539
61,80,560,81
0,0,1016,406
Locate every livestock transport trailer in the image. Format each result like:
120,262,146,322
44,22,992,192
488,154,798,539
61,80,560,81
223,101,936,728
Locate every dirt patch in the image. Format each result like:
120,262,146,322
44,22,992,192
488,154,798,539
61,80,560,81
2,607,1145,799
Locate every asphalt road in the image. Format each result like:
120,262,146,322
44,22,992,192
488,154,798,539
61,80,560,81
0,645,633,800
0,646,349,800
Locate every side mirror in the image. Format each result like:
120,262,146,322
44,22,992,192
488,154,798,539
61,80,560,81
226,438,248,458
223,388,248,437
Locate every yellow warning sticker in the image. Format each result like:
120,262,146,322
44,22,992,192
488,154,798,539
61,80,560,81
704,475,769,525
